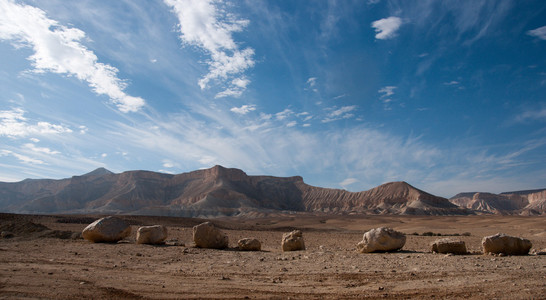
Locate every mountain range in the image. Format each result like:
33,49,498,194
0,165,544,217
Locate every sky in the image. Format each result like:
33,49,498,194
1,0,545,198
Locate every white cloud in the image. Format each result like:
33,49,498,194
260,113,272,121
371,16,403,40
286,121,297,127
79,125,88,134
340,177,358,188
378,86,397,98
215,88,243,99
1,149,45,165
322,105,357,123
215,77,251,98
527,26,546,40
275,108,293,120
101,153,108,158
0,1,145,113
29,138,40,143
306,77,317,87
165,0,255,97
333,94,347,100
0,108,72,138
514,107,546,123
22,143,60,155
230,104,256,115
444,81,460,85
162,159,175,168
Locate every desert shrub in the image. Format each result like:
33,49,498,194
462,232,471,236
422,231,434,236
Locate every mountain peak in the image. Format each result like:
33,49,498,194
82,167,113,177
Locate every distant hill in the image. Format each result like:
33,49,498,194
0,165,469,217
449,188,546,216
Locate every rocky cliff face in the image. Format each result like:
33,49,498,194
0,165,467,217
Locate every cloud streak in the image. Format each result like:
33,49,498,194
0,0,145,113
527,25,546,40
164,0,255,98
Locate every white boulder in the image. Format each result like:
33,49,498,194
238,238,261,251
82,216,131,243
482,233,532,255
193,222,228,249
136,225,168,245
282,230,305,251
357,227,406,253
431,238,467,255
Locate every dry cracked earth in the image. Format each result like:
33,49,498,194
1,213,545,299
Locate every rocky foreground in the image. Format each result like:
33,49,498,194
0,213,545,299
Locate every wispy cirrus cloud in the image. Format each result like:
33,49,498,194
371,16,402,40
378,86,396,98
514,107,546,123
527,25,546,40
0,149,45,165
164,0,255,98
22,143,60,155
0,0,145,113
322,105,357,123
340,177,358,188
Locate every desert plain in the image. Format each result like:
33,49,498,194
1,213,545,299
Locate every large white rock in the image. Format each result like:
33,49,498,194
238,238,261,251
282,230,305,251
357,227,406,253
136,225,168,245
482,233,532,255
82,216,131,243
193,222,228,249
431,238,467,255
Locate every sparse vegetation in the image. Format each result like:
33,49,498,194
408,231,471,237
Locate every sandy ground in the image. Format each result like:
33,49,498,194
0,213,545,299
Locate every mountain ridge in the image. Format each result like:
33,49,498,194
0,165,543,216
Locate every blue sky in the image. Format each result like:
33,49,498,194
1,0,545,197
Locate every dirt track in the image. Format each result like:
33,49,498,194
1,214,545,299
